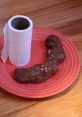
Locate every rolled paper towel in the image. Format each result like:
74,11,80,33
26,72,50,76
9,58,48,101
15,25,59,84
1,15,33,66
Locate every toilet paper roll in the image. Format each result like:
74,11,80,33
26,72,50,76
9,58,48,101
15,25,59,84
1,15,33,66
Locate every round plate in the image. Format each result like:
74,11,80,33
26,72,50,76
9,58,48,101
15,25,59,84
0,28,80,98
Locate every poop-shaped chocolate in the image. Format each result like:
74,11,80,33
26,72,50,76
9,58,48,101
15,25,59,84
14,35,66,83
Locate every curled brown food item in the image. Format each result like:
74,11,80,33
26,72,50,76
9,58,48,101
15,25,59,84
15,63,57,83
45,35,62,49
14,35,66,84
45,35,65,64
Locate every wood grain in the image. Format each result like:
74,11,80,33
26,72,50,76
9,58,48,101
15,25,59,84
0,0,82,117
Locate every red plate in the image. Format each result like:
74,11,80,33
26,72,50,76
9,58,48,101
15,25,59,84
0,28,80,98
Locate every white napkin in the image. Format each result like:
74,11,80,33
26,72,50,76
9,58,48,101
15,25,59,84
1,15,33,66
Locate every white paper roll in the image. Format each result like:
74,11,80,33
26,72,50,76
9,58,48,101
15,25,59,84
1,15,33,66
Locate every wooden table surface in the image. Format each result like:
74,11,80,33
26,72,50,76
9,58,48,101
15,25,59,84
0,0,82,117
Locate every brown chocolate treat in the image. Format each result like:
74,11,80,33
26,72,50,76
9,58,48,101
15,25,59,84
14,35,66,84
14,67,32,83
45,35,62,49
45,35,66,64
46,48,65,65
14,63,58,83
